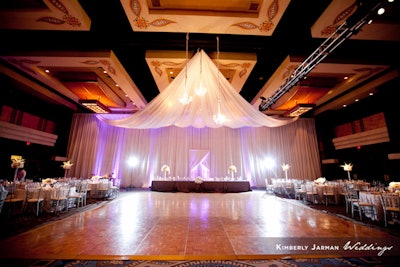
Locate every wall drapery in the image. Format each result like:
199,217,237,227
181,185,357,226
67,114,321,188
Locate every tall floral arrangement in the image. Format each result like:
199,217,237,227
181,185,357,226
228,165,237,179
281,163,290,180
161,164,170,179
340,162,353,180
61,160,74,178
11,157,25,180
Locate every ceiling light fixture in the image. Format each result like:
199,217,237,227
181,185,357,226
179,33,193,105
79,99,111,113
284,104,315,117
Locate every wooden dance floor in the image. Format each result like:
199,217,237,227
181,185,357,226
0,190,399,260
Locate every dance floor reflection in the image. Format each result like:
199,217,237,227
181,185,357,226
0,190,398,260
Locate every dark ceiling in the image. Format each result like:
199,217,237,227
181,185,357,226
0,0,399,116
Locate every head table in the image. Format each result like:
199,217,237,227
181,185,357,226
151,179,251,193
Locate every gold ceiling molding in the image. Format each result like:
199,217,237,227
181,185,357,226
311,0,400,41
151,60,185,77
252,55,390,115
145,50,256,93
1,51,147,112
121,0,291,35
0,0,91,31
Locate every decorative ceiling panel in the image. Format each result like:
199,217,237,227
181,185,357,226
145,50,257,93
121,0,291,35
311,0,400,41
252,55,390,115
1,51,147,113
0,0,91,31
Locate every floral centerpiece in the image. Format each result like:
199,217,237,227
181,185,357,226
91,175,102,182
281,163,290,180
161,164,170,179
228,165,237,179
194,176,203,184
42,178,57,188
61,160,73,178
11,158,24,169
340,162,353,180
314,177,326,185
11,157,25,181
388,182,400,193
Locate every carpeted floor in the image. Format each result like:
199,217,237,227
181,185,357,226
0,196,111,240
2,257,400,267
273,192,400,238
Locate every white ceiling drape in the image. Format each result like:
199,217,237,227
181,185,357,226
98,50,296,129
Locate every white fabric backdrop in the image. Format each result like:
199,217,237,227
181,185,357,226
66,114,321,188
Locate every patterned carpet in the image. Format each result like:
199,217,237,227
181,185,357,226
2,257,400,267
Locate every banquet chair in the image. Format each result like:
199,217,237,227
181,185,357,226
50,184,70,213
77,181,89,206
4,184,25,216
108,179,120,199
323,185,335,206
0,190,9,214
98,179,111,199
305,183,318,204
24,185,44,216
67,185,84,210
294,182,306,202
345,186,376,221
380,193,400,227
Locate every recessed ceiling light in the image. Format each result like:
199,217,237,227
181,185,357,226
355,99,359,102
343,104,347,107
369,92,374,96
377,8,385,15
344,76,348,80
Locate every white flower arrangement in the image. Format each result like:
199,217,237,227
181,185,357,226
194,176,203,184
388,182,400,192
42,178,56,186
161,164,170,174
61,160,74,170
341,162,353,171
314,177,326,185
281,163,290,171
11,158,25,169
340,162,353,180
228,165,237,173
91,175,102,182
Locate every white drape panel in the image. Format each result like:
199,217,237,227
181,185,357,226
97,50,297,129
189,149,210,179
67,114,321,188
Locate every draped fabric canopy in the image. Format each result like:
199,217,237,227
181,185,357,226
99,50,296,129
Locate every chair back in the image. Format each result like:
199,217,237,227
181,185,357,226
79,182,89,193
380,193,400,210
0,190,9,213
